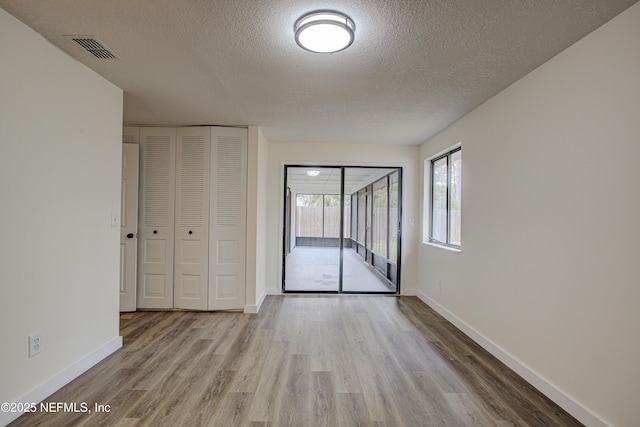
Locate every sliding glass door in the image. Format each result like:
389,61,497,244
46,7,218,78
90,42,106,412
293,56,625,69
283,167,341,292
283,165,402,294
342,168,400,293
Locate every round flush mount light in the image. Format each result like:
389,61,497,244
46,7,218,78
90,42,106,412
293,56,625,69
294,10,355,54
307,170,320,177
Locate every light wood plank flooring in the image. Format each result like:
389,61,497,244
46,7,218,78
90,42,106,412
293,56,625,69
9,296,582,426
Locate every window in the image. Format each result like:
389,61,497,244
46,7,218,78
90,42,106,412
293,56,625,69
388,171,399,263
357,189,366,243
323,194,340,238
350,193,358,240
429,147,461,248
372,178,388,256
296,194,323,237
296,193,348,239
343,194,351,238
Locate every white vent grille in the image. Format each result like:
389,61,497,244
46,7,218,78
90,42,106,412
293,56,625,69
143,136,171,227
215,136,243,227
178,136,205,227
66,36,120,60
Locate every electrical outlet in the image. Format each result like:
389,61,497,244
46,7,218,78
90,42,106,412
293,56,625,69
437,279,442,290
29,332,42,358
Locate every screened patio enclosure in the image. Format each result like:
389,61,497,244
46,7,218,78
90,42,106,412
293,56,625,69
283,166,402,293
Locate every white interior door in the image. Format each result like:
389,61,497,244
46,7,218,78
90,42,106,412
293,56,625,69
137,127,176,309
174,127,210,310
120,140,139,312
209,127,247,310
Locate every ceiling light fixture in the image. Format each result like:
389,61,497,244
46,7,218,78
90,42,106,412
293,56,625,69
294,10,355,54
307,170,320,177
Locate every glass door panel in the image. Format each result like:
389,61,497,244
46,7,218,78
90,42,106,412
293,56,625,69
284,167,341,292
389,171,399,264
342,168,399,293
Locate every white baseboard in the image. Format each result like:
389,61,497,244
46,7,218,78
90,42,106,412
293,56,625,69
257,290,267,311
402,288,417,296
0,336,123,427
244,290,267,314
266,287,281,295
416,291,608,427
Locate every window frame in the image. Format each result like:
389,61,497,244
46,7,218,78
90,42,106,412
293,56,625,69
428,146,462,249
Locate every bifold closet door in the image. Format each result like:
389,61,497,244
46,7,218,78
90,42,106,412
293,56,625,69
174,127,210,310
137,127,176,309
209,127,247,310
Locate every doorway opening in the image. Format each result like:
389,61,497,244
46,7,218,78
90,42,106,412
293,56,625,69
282,166,402,294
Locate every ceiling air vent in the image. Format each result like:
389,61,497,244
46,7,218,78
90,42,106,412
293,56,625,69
65,36,120,59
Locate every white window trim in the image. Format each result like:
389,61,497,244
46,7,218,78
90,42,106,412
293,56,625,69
423,142,462,250
423,240,461,252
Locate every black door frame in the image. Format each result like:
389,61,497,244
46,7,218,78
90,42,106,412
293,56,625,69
282,165,403,294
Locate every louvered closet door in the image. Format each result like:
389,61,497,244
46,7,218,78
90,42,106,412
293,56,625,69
174,127,210,310
209,127,247,310
122,127,139,145
137,128,176,309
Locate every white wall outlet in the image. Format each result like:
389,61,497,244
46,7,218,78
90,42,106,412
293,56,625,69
29,332,42,358
110,212,119,227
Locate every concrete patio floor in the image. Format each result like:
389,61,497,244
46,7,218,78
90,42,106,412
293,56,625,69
284,246,395,292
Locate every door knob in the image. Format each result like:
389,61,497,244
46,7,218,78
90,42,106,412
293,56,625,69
126,233,134,239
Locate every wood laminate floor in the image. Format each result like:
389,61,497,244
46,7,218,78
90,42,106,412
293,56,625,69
9,296,582,426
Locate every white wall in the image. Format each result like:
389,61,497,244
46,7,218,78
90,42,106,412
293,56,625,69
255,128,269,305
266,142,420,295
246,126,270,312
418,4,640,427
0,7,123,424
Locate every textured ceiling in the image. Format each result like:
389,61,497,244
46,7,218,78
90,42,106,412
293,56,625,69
0,0,636,145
